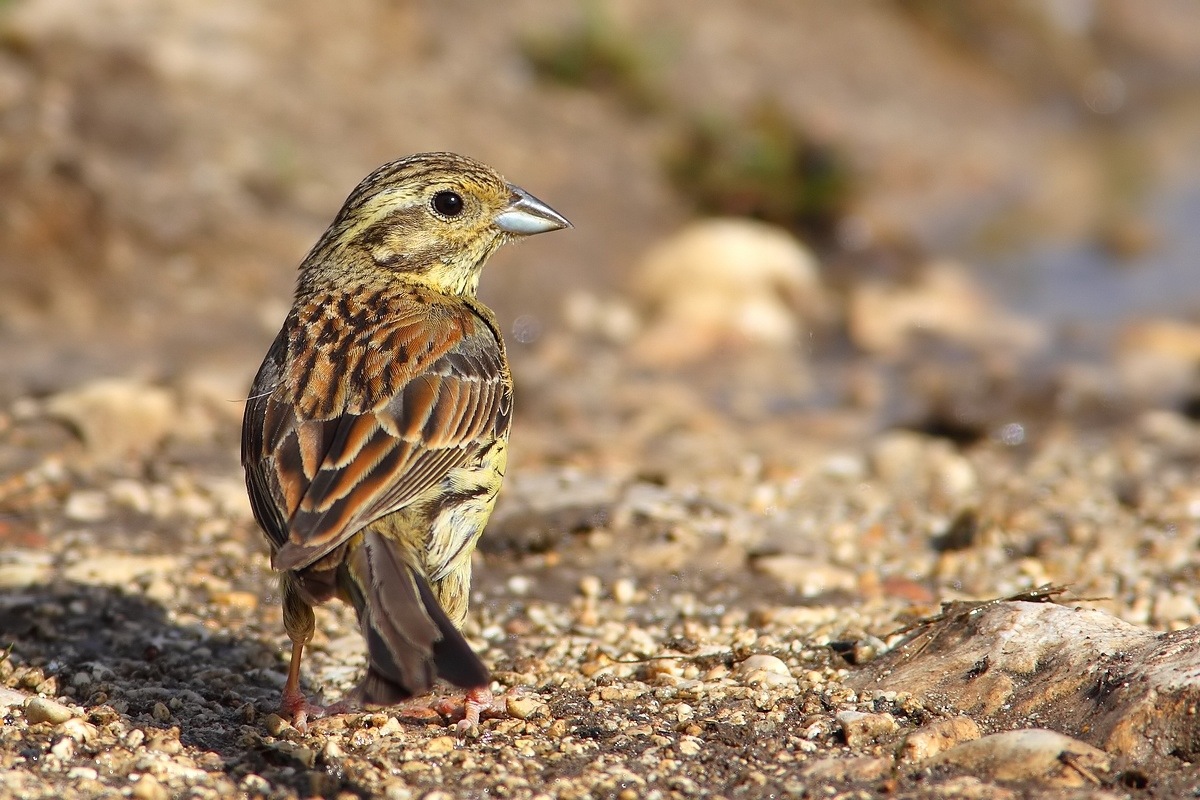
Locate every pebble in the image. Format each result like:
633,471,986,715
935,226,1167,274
131,775,170,800
899,716,981,762
50,736,74,760
0,688,27,708
799,756,892,782
506,694,550,721
629,218,830,365
58,717,99,743
425,735,457,754
837,711,898,747
63,490,109,522
24,696,74,725
43,378,176,463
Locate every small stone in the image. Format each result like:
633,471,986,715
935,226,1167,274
63,490,109,522
62,554,181,588
425,735,457,754
44,378,176,463
271,740,316,768
57,717,99,743
151,701,171,722
751,554,858,596
630,218,830,365
239,774,271,796
24,696,74,725
131,774,169,800
799,756,892,782
900,716,981,762
612,577,637,604
837,711,898,747
0,688,27,708
506,695,550,721
49,736,74,760
262,713,291,736
579,575,603,598
735,654,795,689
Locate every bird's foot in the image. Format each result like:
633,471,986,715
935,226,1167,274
281,689,356,734
434,687,505,736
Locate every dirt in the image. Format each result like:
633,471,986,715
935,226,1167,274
2,1,1200,798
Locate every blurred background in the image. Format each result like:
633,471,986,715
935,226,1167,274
1,0,1199,522
3,0,1199,420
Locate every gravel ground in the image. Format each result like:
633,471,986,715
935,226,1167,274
2,339,1200,799
3,2,1200,798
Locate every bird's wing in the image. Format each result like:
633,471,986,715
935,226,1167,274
241,289,511,572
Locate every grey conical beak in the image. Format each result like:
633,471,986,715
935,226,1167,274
494,185,572,235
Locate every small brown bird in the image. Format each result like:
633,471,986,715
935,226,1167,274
241,152,570,730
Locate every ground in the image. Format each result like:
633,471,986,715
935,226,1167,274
2,1,1200,798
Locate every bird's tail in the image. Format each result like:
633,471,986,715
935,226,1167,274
341,530,489,706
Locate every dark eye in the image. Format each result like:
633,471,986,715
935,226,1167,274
431,190,464,217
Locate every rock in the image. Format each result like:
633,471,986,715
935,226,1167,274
130,775,169,800
63,489,109,522
899,716,981,762
847,260,1043,356
62,554,181,588
927,729,1109,787
506,694,550,721
49,736,73,760
57,717,99,743
0,688,27,709
44,378,176,463
0,550,53,588
486,471,621,554
629,218,832,365
750,554,858,596
837,710,898,747
798,756,892,782
735,654,791,678
847,598,1200,763
24,696,74,725
1116,319,1200,404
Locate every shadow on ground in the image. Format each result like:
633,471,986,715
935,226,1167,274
0,582,284,756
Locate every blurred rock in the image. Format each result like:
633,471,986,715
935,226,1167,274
1116,319,1200,404
847,260,1044,356
561,291,641,344
44,379,175,464
62,554,181,587
798,756,891,783
628,218,833,366
750,554,858,597
899,716,981,762
486,471,622,554
926,729,1109,787
837,710,897,747
847,599,1200,763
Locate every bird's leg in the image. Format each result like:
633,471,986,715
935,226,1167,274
280,639,326,732
279,578,333,732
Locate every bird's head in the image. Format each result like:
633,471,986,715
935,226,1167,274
300,152,571,296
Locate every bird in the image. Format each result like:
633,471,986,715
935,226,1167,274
241,152,570,731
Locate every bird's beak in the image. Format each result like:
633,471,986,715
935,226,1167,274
494,185,572,235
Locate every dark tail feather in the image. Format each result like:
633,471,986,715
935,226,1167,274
345,531,489,706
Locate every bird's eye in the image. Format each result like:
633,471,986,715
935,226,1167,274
431,190,464,218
